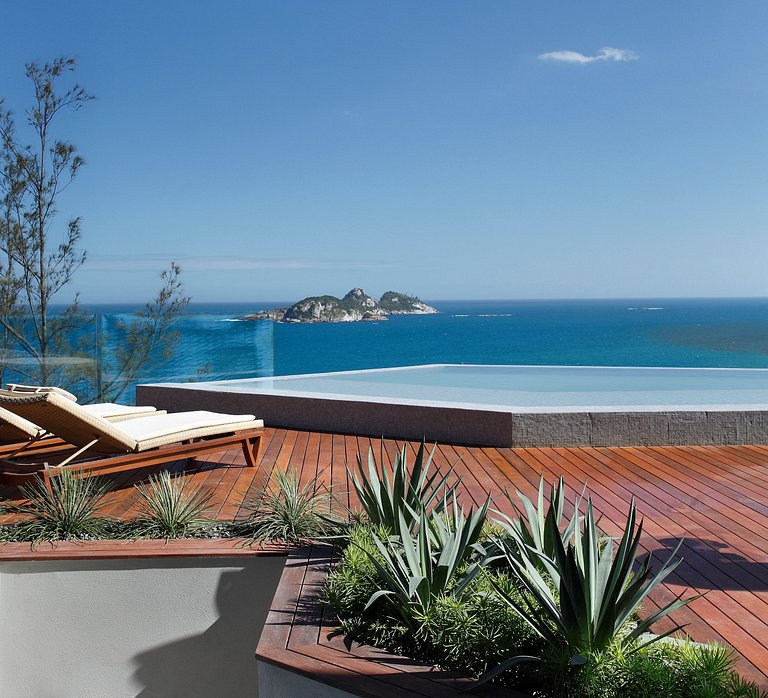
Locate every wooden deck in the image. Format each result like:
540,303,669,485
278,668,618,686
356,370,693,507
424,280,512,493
2,427,767,684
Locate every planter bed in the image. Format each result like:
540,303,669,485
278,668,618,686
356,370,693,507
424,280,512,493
256,544,523,698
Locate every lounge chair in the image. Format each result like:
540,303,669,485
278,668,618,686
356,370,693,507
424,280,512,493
0,390,264,485
0,403,162,441
4,384,160,422
0,396,163,456
0,405,49,445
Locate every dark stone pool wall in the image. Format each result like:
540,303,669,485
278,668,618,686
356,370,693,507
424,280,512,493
137,383,768,447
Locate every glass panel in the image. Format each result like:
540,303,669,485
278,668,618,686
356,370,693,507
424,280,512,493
97,312,275,403
0,313,99,399
0,312,275,404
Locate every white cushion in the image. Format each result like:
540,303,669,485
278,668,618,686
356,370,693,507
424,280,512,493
116,410,259,442
83,403,157,419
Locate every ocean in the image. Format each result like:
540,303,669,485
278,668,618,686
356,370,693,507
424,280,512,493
87,298,768,391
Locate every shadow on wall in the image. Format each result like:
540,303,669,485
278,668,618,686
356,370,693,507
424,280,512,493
131,563,281,697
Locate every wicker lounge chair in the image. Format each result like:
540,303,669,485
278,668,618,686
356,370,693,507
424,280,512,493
0,390,264,485
0,397,163,456
4,384,160,421
0,405,50,445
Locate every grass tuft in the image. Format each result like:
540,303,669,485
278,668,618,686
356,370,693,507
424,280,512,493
126,471,214,539
236,468,343,544
1,469,113,542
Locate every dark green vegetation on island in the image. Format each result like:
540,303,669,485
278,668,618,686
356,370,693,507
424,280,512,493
378,290,435,313
324,445,767,698
240,288,439,323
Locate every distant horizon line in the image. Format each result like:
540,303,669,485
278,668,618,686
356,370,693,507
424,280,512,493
57,294,768,307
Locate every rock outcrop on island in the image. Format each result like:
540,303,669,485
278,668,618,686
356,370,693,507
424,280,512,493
378,291,438,315
238,308,287,321
240,289,439,323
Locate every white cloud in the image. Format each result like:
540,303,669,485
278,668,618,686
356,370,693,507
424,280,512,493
84,254,390,272
538,47,638,65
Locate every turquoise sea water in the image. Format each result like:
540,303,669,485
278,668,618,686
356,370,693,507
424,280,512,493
273,298,768,374
87,298,768,389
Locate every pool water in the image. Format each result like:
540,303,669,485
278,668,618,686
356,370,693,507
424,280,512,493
202,364,768,412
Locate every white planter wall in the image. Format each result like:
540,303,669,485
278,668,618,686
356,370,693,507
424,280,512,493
0,556,284,698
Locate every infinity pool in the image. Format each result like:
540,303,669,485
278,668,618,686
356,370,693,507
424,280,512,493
142,364,768,446
200,364,768,413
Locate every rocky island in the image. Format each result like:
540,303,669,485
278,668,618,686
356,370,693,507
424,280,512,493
240,288,439,323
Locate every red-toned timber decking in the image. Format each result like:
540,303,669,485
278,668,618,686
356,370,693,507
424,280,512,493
1,427,767,686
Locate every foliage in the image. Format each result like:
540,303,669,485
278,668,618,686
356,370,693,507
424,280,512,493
1,469,113,542
491,476,580,574
553,640,768,698
327,520,764,698
416,587,540,679
325,524,383,618
325,524,541,679
95,263,190,402
126,471,214,539
475,495,697,688
0,57,189,401
237,468,343,544
0,57,93,387
350,441,457,533
362,496,489,629
325,466,764,697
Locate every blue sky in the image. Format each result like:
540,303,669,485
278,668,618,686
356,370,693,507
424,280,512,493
1,1,767,303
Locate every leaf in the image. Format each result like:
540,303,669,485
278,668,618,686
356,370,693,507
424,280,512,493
464,655,541,692
364,589,393,612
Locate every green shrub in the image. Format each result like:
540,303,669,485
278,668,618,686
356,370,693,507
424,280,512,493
362,496,488,629
325,525,382,619
491,476,580,574
326,524,540,682
479,495,695,688
416,577,542,679
1,470,113,542
350,441,457,533
126,471,214,539
238,468,343,544
324,476,765,698
554,640,767,698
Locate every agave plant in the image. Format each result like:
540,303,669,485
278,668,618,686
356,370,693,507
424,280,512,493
130,471,214,539
350,441,458,533
475,496,697,687
491,476,581,573
4,470,113,542
240,468,342,544
363,495,489,629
